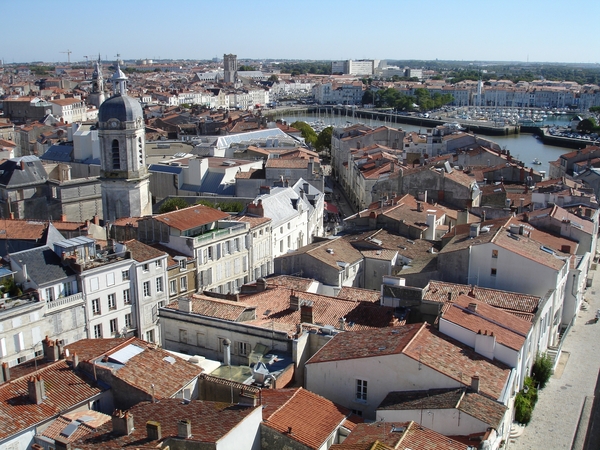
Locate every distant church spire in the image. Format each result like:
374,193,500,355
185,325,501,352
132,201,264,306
111,61,128,95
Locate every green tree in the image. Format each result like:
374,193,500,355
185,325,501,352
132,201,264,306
238,65,255,71
315,126,333,154
195,200,244,212
268,74,279,83
577,118,597,134
159,197,190,213
291,121,318,147
532,353,553,389
362,90,375,105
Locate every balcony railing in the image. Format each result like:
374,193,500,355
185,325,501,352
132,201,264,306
46,292,84,310
193,223,248,244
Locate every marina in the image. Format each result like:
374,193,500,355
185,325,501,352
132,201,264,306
274,110,576,176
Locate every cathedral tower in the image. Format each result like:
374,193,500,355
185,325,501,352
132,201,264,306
97,63,151,222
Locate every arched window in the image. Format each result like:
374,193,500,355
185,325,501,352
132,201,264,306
112,139,120,170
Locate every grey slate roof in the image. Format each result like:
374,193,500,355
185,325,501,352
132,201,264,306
254,186,307,227
148,164,184,175
0,156,47,188
10,245,75,285
98,94,143,123
40,144,74,162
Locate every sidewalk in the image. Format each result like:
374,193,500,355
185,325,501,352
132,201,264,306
510,265,600,449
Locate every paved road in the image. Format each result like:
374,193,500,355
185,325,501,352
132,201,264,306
510,261,600,450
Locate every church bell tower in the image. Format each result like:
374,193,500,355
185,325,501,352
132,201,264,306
97,62,151,222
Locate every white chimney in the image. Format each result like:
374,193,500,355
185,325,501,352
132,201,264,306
425,211,437,240
223,339,231,365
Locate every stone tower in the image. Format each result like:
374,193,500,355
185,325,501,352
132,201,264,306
97,62,151,222
223,53,238,84
88,54,106,108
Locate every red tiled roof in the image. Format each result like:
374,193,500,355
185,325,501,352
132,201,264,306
150,204,230,231
0,360,105,441
72,399,259,449
425,281,539,315
262,388,353,450
307,323,425,364
442,295,532,351
165,295,255,321
124,239,167,262
333,421,469,450
403,325,511,399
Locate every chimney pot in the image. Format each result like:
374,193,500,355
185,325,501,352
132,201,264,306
471,375,480,393
1,362,9,383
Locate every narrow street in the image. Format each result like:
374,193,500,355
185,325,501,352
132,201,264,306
510,255,600,450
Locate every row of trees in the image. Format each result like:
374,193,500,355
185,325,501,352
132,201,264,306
362,87,454,111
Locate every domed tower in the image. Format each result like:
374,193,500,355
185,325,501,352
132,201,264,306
98,63,151,222
88,54,106,108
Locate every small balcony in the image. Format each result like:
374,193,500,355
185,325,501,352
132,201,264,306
46,292,84,311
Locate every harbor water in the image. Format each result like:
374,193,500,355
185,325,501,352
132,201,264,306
275,112,576,176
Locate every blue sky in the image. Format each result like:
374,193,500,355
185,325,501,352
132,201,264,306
3,0,599,64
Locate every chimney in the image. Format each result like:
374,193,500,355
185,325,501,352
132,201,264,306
447,292,452,302
239,391,260,407
469,223,480,238
72,352,79,370
223,339,231,365
54,436,71,450
247,199,264,217
256,277,267,292
300,301,314,324
467,302,478,312
9,212,14,220
178,297,193,313
93,214,100,225
471,375,480,393
60,214,67,222
259,186,271,195
519,224,524,235
146,421,162,441
303,182,309,194
42,336,59,362
339,317,346,331
290,292,300,310
1,362,9,383
416,201,422,212
177,419,192,439
561,244,571,254
28,375,45,404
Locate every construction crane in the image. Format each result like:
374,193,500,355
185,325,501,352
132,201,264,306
60,49,72,64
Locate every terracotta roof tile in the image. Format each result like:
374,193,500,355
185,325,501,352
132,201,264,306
0,360,105,441
262,388,354,449
72,399,259,449
165,295,255,321
442,295,532,351
149,204,230,231
425,280,540,316
403,325,511,400
124,239,167,262
333,421,469,450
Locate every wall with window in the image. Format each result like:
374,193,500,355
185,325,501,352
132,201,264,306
133,255,168,343
306,353,463,419
80,260,135,340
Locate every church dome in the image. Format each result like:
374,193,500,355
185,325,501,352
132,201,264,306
98,94,143,123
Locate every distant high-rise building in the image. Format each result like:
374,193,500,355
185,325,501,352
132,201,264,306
223,53,238,83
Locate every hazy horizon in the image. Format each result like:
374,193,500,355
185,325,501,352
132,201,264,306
4,0,600,65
